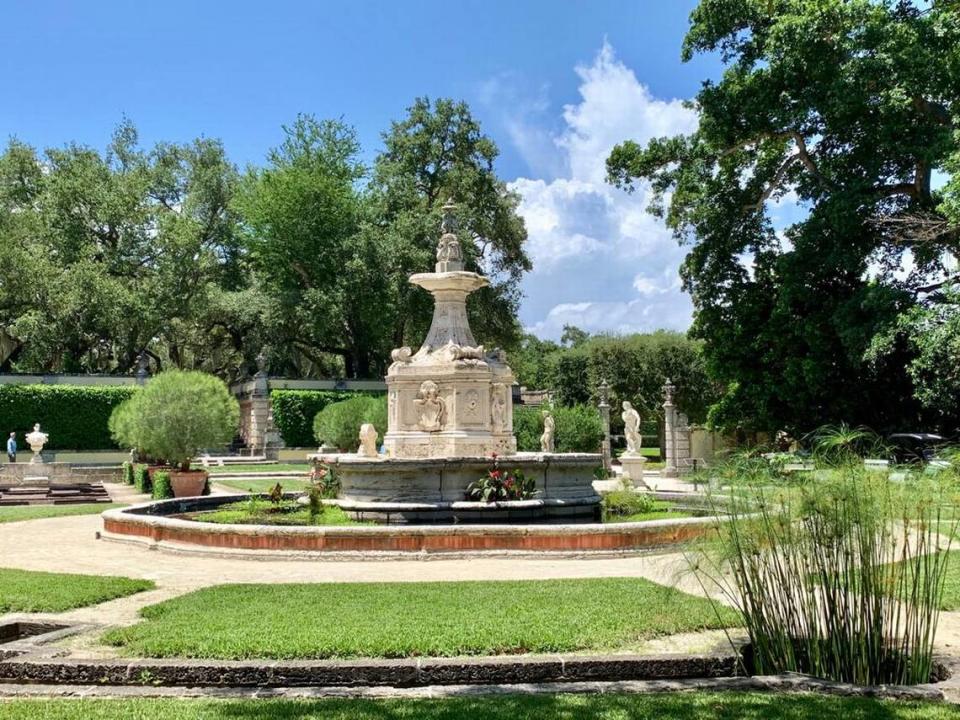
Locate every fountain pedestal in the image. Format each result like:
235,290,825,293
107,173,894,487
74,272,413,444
316,200,601,523
382,207,517,459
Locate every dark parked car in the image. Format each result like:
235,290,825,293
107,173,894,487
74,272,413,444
887,433,945,464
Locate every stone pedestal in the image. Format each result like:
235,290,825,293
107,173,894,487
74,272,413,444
619,454,648,487
382,205,517,460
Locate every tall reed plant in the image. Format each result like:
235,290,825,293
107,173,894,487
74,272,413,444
692,431,958,686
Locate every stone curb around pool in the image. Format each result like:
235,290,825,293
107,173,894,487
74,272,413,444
98,495,720,558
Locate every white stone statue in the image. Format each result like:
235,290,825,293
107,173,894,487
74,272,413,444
25,423,49,464
414,380,445,432
540,412,555,453
357,423,379,458
490,384,507,433
622,401,642,456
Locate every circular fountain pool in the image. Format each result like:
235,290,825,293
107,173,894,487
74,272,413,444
99,491,718,559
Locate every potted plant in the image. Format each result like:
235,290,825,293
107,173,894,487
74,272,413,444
110,370,240,497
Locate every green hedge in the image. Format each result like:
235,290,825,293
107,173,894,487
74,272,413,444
152,471,173,500
513,405,604,453
271,390,382,447
0,384,138,450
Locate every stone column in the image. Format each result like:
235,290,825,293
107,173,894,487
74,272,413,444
246,351,281,458
662,379,679,478
597,379,611,475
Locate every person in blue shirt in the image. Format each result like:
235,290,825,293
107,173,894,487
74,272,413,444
6,432,16,463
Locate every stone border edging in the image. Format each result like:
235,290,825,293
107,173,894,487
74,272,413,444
0,655,955,702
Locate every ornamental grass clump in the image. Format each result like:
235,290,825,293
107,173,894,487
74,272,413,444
693,428,959,686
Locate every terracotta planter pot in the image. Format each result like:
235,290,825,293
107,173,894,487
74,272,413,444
169,470,208,498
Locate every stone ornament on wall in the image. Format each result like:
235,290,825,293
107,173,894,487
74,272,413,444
490,384,507,433
463,389,481,419
414,380,445,432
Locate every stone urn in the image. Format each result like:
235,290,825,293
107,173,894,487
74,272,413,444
25,423,49,464
169,470,208,498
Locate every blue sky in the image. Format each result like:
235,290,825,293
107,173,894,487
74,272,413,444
2,0,725,340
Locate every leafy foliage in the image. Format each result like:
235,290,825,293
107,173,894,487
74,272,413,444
0,122,258,378
270,390,370,447
607,0,960,434
151,471,173,500
466,458,536,502
693,447,959,686
0,384,136,450
513,404,604,453
512,330,717,430
109,370,239,469
133,464,150,494
312,396,387,452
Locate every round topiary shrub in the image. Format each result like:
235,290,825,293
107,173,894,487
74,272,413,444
313,396,387,452
109,370,240,470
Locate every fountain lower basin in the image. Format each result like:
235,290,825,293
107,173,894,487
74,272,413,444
313,452,603,523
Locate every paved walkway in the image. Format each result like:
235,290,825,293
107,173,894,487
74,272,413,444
2,511,959,657
0,513,703,625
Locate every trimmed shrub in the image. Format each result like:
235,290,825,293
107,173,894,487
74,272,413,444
512,404,604,453
110,370,239,470
133,464,151,494
313,396,387,452
271,390,368,447
152,471,173,500
553,405,604,453
0,384,137,450
121,461,134,485
514,406,542,452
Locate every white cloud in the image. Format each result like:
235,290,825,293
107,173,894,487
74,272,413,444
497,42,699,340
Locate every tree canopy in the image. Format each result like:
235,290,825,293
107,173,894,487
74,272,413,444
0,99,530,381
607,0,960,435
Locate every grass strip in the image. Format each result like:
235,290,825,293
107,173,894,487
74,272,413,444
206,463,308,474
0,568,154,613
212,478,310,493
0,503,121,524
0,693,955,719
103,577,739,660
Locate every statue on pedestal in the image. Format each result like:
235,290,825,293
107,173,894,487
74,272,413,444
621,401,642,456
540,412,555,453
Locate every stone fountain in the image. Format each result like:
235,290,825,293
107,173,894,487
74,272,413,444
315,201,602,524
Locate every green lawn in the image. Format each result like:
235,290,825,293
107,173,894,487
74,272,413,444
614,510,695,522
206,463,309,474
103,578,738,660
213,477,311,493
0,503,121,524
0,568,154,613
0,694,954,720
187,500,365,526
937,550,960,611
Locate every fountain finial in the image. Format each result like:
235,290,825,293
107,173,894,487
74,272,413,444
435,198,463,272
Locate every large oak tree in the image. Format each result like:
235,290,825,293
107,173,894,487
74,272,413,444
607,0,960,434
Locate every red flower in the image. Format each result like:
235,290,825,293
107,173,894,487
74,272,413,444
490,470,501,479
